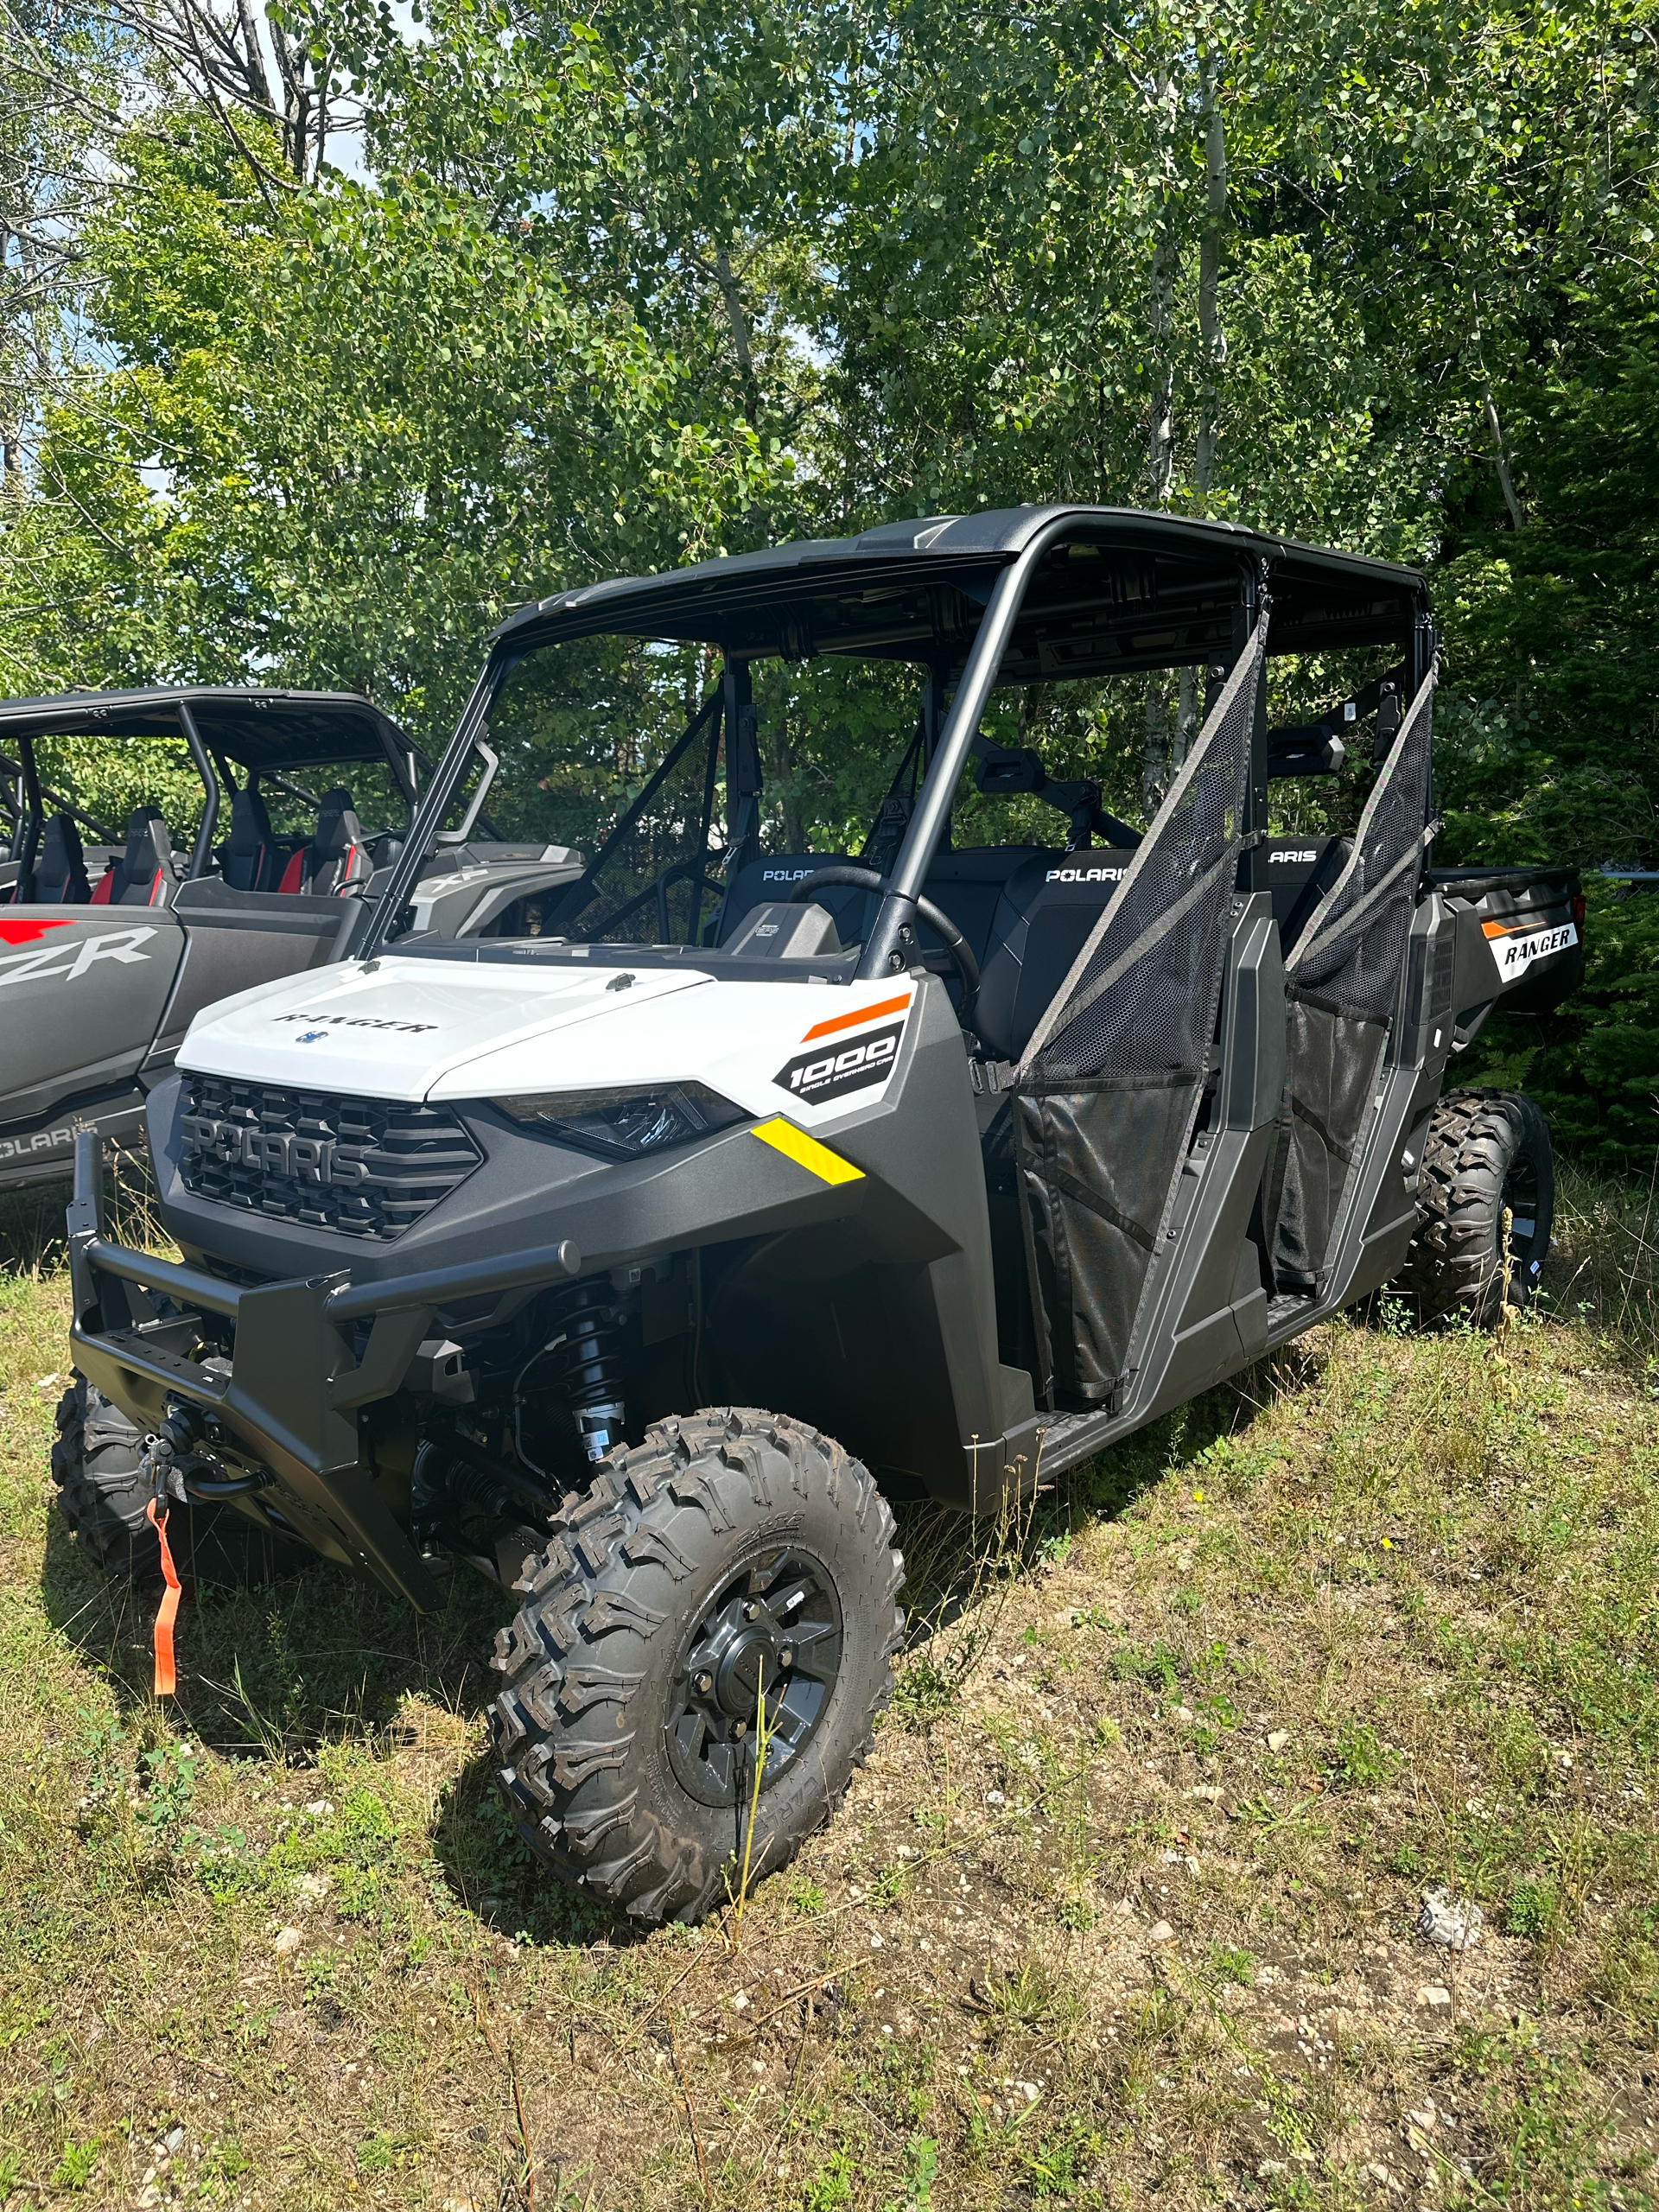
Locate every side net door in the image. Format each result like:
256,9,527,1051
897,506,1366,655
1010,618,1266,1410
1266,659,1439,1294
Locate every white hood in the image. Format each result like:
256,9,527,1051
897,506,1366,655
179,956,922,1125
178,959,712,1099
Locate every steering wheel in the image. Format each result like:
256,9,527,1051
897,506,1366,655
786,865,980,1011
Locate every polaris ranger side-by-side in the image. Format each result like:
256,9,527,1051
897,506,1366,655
60,510,1582,1923
1,687,585,1193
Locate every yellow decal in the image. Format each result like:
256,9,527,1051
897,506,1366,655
751,1118,865,1187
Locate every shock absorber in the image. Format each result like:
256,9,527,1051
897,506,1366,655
534,1278,626,1464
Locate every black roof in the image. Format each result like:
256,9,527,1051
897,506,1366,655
497,505,1429,677
0,687,411,773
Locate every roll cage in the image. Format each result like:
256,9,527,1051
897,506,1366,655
1,686,421,896
361,506,1433,971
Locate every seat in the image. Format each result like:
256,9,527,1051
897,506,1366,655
276,788,374,897
217,783,278,892
919,845,1057,975
714,854,876,950
90,806,178,907
1264,834,1351,954
25,813,91,904
972,847,1140,1060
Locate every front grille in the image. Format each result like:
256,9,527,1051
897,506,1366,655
178,1076,481,1240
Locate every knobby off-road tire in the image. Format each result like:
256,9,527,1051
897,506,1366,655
1394,1089,1555,1327
490,1408,905,1925
51,1374,308,1588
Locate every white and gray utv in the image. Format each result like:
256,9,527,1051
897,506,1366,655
61,510,1583,1920
1,687,582,1195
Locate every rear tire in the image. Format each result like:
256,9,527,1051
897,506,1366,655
489,1408,904,1925
51,1374,308,1587
1394,1090,1554,1326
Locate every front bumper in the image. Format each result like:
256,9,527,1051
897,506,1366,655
66,1132,582,1609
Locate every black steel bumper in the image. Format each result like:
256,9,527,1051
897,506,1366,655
65,1133,581,1610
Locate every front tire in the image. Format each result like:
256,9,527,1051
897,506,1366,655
51,1375,308,1587
1394,1089,1555,1326
489,1408,904,1924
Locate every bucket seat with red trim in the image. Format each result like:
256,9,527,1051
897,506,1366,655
276,788,373,896
216,782,279,893
25,813,91,904
90,807,177,907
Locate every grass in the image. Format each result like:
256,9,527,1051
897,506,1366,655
0,1159,1657,2207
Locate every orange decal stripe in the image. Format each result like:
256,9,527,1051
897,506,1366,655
801,990,912,1043
1481,916,1556,939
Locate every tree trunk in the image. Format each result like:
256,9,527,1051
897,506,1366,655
1481,378,1524,530
1143,675,1173,816
714,246,760,429
767,712,804,853
1145,109,1176,511
1175,48,1229,773
1194,48,1228,505
1142,63,1179,808
232,0,276,114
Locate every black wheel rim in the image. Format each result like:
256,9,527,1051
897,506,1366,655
665,1544,843,1808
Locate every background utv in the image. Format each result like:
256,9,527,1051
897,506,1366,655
0,686,587,1198
60,506,1583,1923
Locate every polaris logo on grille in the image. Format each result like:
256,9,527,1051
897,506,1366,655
180,1116,368,1186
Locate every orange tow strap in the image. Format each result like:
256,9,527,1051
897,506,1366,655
144,1498,181,1696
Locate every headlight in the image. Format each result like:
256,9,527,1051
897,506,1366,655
493,1082,747,1160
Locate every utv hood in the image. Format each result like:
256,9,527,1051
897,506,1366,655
176,954,923,1128
176,957,714,1098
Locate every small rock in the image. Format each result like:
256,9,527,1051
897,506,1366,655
163,2127,184,2156
1174,1705,1196,1723
1408,2104,1437,2131
272,1926,302,1956
136,2189,162,2209
1267,1730,1291,1753
1419,1889,1484,1951
869,1932,884,1949
1147,1920,1175,1943
1018,2080,1041,2102
302,1798,334,1818
296,1871,331,1900
1416,1984,1452,2007
985,1789,1006,1806
731,1991,749,2010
